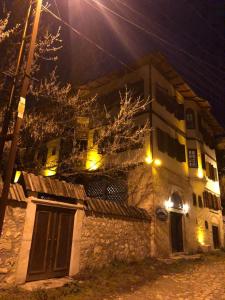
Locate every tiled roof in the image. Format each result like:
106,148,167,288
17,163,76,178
85,198,151,221
0,183,26,202
21,172,88,200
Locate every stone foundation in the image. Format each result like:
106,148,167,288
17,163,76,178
0,201,26,285
79,213,151,270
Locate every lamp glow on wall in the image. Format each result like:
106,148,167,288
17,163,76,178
154,159,162,166
86,150,102,171
197,169,204,179
145,155,162,167
164,198,174,210
197,227,205,246
182,203,190,214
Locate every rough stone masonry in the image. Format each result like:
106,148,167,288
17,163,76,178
79,214,151,270
0,202,26,285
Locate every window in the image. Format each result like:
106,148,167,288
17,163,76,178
201,153,206,170
51,147,57,156
205,221,209,230
157,128,186,162
157,128,167,153
203,191,209,207
76,139,88,152
86,178,127,202
155,84,184,120
171,192,183,210
188,149,198,168
193,193,197,206
198,195,203,208
206,162,218,181
186,108,195,129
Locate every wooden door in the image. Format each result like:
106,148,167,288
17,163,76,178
170,212,184,253
212,225,220,249
27,205,75,281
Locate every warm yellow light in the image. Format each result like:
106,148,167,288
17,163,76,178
145,155,153,165
14,171,21,183
86,150,102,171
197,228,205,246
197,169,204,178
43,169,56,177
183,203,190,214
154,159,162,166
165,198,174,209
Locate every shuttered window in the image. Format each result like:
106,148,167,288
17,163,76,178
198,195,203,208
203,191,220,211
206,162,218,181
201,153,206,170
155,84,184,120
193,193,197,206
157,128,186,162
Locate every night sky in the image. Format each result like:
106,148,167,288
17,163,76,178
2,0,225,128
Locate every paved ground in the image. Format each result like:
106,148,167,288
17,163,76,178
110,254,225,300
1,253,225,300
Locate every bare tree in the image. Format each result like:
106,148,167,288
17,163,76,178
0,6,150,183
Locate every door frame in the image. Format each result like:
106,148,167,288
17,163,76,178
15,197,84,284
169,210,185,253
26,205,76,281
212,224,220,249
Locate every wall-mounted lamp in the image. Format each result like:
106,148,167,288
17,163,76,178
154,158,162,167
182,203,190,214
164,198,174,210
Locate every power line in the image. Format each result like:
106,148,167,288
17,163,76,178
86,0,225,77
52,0,61,18
116,0,224,71
43,4,225,105
110,0,225,93
42,6,133,72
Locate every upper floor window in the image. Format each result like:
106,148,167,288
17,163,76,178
192,193,197,206
155,84,184,120
188,149,198,168
157,128,186,162
201,152,206,170
198,195,203,208
206,162,218,181
186,108,195,129
51,147,57,156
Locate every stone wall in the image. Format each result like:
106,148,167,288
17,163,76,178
79,213,151,270
0,201,26,286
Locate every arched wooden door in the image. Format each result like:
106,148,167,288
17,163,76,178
27,205,75,281
170,192,184,253
170,212,184,253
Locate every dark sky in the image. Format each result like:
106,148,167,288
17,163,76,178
55,0,225,128
2,0,225,128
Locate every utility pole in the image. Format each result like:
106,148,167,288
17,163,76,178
0,2,32,168
0,0,43,235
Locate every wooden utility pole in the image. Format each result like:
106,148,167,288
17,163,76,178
0,0,43,235
0,2,32,167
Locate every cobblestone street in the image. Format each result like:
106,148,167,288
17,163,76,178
111,254,225,300
1,253,225,300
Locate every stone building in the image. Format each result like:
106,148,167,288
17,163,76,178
78,52,225,256
0,172,150,285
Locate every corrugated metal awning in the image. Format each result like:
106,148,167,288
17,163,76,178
86,198,151,221
21,172,88,200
